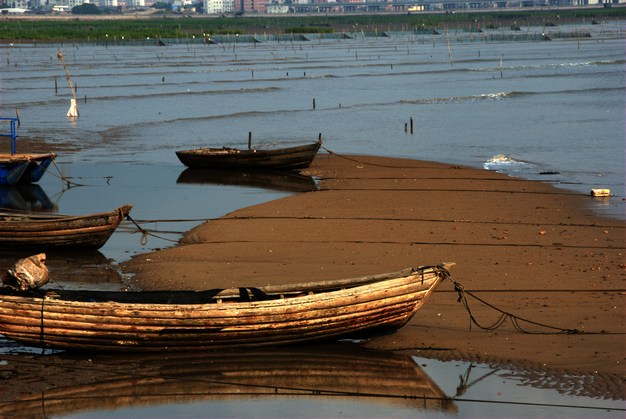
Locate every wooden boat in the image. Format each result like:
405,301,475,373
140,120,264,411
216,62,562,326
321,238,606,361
0,263,452,352
0,153,57,186
0,205,132,250
0,348,456,416
1,117,56,186
176,137,322,170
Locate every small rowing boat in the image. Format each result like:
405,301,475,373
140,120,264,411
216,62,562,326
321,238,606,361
0,117,56,186
176,136,322,171
0,205,132,250
0,262,452,352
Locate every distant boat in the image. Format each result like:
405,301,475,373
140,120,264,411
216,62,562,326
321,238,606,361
0,116,56,186
176,136,322,171
0,263,452,352
0,205,132,250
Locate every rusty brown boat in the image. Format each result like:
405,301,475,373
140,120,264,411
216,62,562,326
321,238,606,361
176,137,322,170
0,263,451,352
0,205,132,250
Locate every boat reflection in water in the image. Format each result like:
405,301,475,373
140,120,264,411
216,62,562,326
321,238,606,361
0,347,456,417
177,168,319,193
0,184,56,212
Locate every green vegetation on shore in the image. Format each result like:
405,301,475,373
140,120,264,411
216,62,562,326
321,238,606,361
0,8,624,42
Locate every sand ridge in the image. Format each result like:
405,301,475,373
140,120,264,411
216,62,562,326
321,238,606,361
122,154,625,379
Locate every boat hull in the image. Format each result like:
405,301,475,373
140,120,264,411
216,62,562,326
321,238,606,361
0,264,450,352
0,205,132,250
176,140,322,170
0,153,56,186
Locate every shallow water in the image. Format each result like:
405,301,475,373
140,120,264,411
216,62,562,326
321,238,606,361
1,21,624,265
0,343,623,418
0,21,624,417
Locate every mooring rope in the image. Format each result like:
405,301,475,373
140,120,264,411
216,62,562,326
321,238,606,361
321,146,458,169
444,275,624,335
49,160,85,188
39,298,45,350
124,213,180,245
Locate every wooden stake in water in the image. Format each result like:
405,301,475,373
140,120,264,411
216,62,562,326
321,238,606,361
500,55,503,79
57,50,78,118
445,28,453,67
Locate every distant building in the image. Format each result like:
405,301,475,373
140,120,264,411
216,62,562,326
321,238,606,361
3,0,29,10
265,2,289,12
236,0,266,13
204,0,234,13
28,0,97,10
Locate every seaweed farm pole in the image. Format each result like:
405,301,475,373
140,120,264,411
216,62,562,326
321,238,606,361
445,27,453,67
56,50,78,118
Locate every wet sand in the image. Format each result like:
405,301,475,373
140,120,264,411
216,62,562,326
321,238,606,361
121,154,625,380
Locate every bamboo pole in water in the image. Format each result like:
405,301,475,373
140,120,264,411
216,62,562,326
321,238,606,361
56,50,78,118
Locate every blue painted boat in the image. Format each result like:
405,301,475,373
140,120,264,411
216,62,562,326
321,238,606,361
0,159,29,186
0,117,56,186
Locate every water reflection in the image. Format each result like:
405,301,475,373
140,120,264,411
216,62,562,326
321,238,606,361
0,347,455,417
0,346,622,418
0,184,57,211
177,168,319,193
415,356,625,418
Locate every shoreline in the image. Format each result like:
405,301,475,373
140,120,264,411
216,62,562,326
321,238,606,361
121,154,625,379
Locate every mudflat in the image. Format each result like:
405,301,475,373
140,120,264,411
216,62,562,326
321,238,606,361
122,154,625,379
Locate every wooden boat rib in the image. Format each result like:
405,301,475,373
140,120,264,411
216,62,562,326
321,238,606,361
0,264,451,352
175,138,322,170
0,205,132,250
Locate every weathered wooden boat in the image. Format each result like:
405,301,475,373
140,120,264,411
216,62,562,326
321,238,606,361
0,348,456,416
0,263,452,352
0,153,57,186
176,136,322,170
0,117,56,186
0,205,132,250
